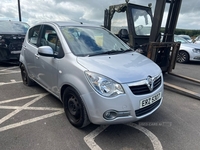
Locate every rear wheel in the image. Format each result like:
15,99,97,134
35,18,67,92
20,64,35,86
177,51,189,63
63,87,90,128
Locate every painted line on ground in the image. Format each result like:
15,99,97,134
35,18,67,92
0,106,63,111
84,123,163,150
0,93,49,124
0,93,65,132
0,93,47,104
0,66,19,71
0,71,21,75
84,125,109,150
128,123,163,150
0,110,64,132
0,80,22,86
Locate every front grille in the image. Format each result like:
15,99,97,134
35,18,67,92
135,99,161,117
129,76,161,95
9,42,22,51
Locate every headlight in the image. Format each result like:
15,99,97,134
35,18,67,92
85,71,124,97
192,48,200,53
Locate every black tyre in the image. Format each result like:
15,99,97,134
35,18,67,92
177,51,189,63
20,64,35,86
63,87,90,128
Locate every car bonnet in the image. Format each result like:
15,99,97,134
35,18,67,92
77,52,161,83
181,42,200,49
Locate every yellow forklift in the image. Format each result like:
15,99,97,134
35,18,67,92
104,0,200,100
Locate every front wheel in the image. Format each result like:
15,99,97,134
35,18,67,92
63,87,90,128
177,51,189,63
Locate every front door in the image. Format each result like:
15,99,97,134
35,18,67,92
34,25,64,94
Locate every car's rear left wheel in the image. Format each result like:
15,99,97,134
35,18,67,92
20,64,35,86
63,87,90,128
177,50,189,63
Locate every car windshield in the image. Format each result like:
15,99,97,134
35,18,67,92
0,21,29,34
61,26,130,56
174,35,189,43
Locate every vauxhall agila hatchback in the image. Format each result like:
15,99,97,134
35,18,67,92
19,22,164,128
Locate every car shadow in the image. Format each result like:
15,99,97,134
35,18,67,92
0,61,19,67
188,61,200,65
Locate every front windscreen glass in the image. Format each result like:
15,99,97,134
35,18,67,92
174,35,189,43
61,26,130,56
132,8,152,36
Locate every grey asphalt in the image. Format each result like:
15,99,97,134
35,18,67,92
0,62,200,150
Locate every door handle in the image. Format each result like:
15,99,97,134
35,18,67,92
22,46,26,51
35,53,40,59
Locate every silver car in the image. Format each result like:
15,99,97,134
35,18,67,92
175,35,200,63
19,22,163,128
194,35,200,44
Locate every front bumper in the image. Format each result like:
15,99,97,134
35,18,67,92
190,52,200,61
81,75,164,125
0,47,20,62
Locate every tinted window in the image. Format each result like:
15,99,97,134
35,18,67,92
0,21,29,34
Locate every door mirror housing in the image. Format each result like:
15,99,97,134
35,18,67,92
38,46,56,57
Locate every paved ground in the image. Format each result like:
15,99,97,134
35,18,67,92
0,62,200,150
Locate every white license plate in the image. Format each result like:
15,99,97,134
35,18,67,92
11,51,21,54
140,92,161,108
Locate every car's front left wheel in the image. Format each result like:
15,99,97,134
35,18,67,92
177,50,189,63
63,87,90,128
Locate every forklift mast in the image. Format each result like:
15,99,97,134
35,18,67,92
104,0,182,73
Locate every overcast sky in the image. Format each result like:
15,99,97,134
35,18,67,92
0,0,200,29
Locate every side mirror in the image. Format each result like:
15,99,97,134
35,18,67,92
38,46,56,57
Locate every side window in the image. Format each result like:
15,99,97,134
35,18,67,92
40,25,64,58
28,25,41,46
111,12,128,35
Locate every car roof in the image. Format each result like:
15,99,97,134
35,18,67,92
178,35,191,38
33,21,101,28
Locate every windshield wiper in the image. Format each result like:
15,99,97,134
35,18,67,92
121,48,133,52
88,49,133,57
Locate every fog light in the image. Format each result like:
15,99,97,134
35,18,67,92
194,56,200,60
103,110,130,120
103,110,117,120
